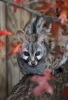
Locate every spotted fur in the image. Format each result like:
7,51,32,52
17,15,68,75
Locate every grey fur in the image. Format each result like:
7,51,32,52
17,16,68,75
17,55,46,75
17,34,48,75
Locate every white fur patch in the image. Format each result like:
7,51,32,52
36,55,42,60
23,56,28,60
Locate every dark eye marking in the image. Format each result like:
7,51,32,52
35,51,40,56
23,51,30,56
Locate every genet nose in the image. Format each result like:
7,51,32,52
31,61,35,65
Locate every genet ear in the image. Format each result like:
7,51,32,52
16,29,27,43
37,33,47,44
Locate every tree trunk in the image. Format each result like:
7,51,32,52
5,62,68,100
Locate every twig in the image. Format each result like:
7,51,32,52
24,0,38,5
0,0,58,21
0,0,41,15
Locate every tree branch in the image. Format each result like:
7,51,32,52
24,0,38,5
0,0,58,21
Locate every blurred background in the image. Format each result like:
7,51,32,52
0,0,30,99
0,0,55,99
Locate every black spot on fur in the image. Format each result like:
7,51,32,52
32,16,40,34
51,67,63,76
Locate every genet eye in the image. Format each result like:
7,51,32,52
23,51,29,56
35,51,40,56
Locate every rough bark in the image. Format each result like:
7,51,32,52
5,62,68,100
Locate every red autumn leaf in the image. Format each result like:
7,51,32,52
8,42,21,56
60,88,68,98
56,0,62,5
35,1,51,11
0,29,11,36
47,22,61,42
35,0,57,16
0,40,5,52
58,8,68,24
35,0,61,14
53,45,63,57
56,0,68,7
43,3,61,15
56,0,61,3
61,0,68,7
30,70,53,98
50,22,60,38
56,0,68,24
36,0,68,24
10,0,21,12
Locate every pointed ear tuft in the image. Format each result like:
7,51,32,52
16,29,27,43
